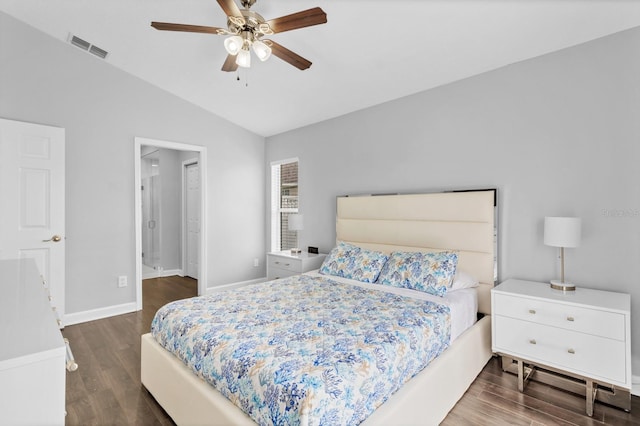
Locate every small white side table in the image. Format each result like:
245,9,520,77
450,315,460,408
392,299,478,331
491,278,631,416
266,251,327,280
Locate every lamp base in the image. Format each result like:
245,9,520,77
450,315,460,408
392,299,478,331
290,248,301,254
550,280,576,292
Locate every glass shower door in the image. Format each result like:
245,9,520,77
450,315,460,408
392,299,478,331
141,158,161,271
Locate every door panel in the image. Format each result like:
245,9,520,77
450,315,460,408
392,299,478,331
0,118,65,325
185,163,200,279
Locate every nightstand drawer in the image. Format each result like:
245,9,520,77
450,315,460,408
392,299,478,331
268,256,301,273
267,266,297,280
493,293,625,341
267,252,327,282
494,316,627,385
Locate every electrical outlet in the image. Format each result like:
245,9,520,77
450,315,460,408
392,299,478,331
118,275,128,288
253,258,259,267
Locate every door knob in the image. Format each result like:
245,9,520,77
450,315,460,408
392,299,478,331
43,235,62,242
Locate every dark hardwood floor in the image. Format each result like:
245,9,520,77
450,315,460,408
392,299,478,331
63,276,197,425
62,276,639,425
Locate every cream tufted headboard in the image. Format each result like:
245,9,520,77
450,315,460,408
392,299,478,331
335,189,496,315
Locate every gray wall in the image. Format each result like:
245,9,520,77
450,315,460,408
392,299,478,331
266,28,640,375
159,148,183,272
0,12,266,314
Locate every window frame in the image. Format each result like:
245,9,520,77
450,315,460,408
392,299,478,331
270,158,299,252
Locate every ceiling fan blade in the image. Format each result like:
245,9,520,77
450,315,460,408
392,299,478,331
217,0,243,18
265,40,312,70
222,54,239,72
265,7,327,34
151,22,227,35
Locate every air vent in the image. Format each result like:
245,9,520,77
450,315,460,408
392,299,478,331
89,45,108,59
70,35,90,51
68,34,109,60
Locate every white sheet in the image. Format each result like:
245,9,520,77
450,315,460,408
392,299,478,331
304,270,478,341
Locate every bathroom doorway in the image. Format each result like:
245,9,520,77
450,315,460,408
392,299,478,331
134,137,208,311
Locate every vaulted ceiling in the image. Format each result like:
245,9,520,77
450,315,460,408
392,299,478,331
2,0,640,136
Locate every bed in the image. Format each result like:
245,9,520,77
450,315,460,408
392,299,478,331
141,189,497,425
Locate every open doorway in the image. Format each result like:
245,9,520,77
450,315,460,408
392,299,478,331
134,137,207,311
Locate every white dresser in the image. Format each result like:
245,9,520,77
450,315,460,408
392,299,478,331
491,278,631,415
266,251,327,280
0,259,66,425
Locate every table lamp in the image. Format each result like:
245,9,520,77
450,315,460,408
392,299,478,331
288,214,304,254
544,216,581,291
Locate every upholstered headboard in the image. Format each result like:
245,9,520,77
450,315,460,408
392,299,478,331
335,189,496,315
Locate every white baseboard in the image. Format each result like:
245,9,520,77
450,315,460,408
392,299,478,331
64,275,262,325
64,302,137,326
206,277,267,294
162,269,183,277
143,268,184,280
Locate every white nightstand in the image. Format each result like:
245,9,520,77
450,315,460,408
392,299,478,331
267,251,327,280
491,279,631,416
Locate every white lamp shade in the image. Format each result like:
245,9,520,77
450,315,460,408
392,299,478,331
544,217,581,248
252,40,272,61
224,36,243,55
236,49,251,68
235,48,251,68
288,214,304,231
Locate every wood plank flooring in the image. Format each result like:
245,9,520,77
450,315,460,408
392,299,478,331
63,276,197,425
62,276,639,425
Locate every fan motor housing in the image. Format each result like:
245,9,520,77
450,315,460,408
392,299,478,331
240,0,257,8
227,10,271,36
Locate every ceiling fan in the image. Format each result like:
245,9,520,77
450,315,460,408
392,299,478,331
151,0,327,72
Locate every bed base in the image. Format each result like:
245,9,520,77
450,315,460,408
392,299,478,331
141,315,491,426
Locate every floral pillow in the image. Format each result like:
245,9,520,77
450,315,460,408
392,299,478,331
376,250,459,297
319,241,389,283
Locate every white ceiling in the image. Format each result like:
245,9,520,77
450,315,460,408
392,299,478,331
2,0,640,137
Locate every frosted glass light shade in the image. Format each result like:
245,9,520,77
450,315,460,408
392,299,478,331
235,48,251,68
252,40,272,61
544,217,581,248
224,36,243,55
288,214,304,231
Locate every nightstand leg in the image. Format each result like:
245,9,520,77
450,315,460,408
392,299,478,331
516,358,535,392
517,359,524,392
586,380,597,417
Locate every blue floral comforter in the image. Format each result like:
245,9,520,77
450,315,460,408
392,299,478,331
151,274,450,425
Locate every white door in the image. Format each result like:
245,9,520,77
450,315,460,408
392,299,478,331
184,162,200,279
0,118,65,325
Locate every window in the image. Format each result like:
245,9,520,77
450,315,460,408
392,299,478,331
271,159,298,252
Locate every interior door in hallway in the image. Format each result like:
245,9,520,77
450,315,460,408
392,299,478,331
184,161,200,279
0,118,66,324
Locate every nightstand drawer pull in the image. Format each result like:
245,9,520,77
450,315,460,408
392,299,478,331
568,348,575,354
529,339,537,345
528,309,536,315
274,261,291,267
567,316,575,322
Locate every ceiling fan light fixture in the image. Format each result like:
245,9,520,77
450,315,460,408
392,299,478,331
224,35,243,55
252,39,271,61
151,2,327,73
236,48,251,68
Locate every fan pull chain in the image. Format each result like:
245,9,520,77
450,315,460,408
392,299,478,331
233,68,250,87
